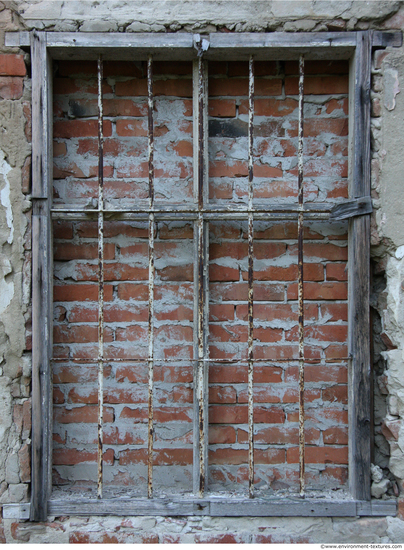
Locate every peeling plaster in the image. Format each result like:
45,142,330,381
384,68,400,111
0,150,14,245
0,258,14,315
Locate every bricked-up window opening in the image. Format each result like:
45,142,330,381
52,52,351,500
20,30,402,521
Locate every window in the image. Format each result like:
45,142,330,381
6,29,402,521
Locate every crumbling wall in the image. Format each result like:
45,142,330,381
1,0,404,543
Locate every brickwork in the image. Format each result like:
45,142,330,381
51,59,349,495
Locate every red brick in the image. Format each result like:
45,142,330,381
209,304,234,322
0,76,23,99
248,426,320,445
53,284,112,302
288,282,347,300
53,220,74,239
0,54,26,76
397,498,404,521
237,302,317,323
210,160,248,178
321,303,348,322
325,98,349,115
250,263,323,282
238,386,281,404
18,443,31,482
240,97,298,116
325,344,348,362
53,448,114,465
209,385,237,404
116,119,147,137
117,283,148,301
53,387,65,404
23,102,32,141
209,179,233,199
195,533,245,544
254,344,299,361
286,325,347,343
154,365,193,383
285,75,349,95
288,118,349,138
54,324,112,344
324,427,348,445
255,448,286,464
209,98,236,117
254,163,283,178
115,79,147,96
159,264,194,281
326,263,347,281
210,282,284,302
209,264,239,282
120,448,192,465
287,446,348,464
286,364,347,384
209,404,247,424
54,405,114,423
54,119,112,138
209,425,237,444
288,408,348,425
21,155,31,194
68,386,146,405
323,385,348,404
54,242,115,260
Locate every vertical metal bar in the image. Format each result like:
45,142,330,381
147,54,155,499
247,54,255,499
197,52,206,497
193,39,209,497
297,54,305,498
97,55,104,500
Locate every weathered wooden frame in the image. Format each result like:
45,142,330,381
5,29,402,521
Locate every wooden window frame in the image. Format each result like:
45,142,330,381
4,29,402,522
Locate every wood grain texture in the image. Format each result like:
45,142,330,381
30,31,53,522
44,498,396,518
348,31,372,502
329,196,372,221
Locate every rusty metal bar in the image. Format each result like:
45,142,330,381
97,55,104,500
51,211,334,222
297,54,305,498
53,356,350,364
197,50,205,497
192,45,208,498
51,203,337,215
247,54,255,499
147,54,155,500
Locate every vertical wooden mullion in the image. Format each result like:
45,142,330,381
348,31,372,501
192,55,209,496
30,30,53,522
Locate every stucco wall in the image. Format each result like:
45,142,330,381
1,0,404,543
